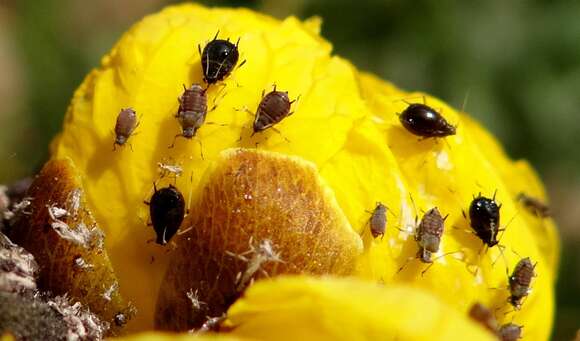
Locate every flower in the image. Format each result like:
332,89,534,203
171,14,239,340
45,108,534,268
44,3,558,339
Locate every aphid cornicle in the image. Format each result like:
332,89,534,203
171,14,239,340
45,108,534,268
469,193,502,247
468,302,498,334
516,192,551,218
171,84,207,147
498,323,523,341
145,184,185,245
508,257,535,309
415,207,446,263
113,108,138,150
369,202,387,239
252,86,297,135
399,103,456,138
199,31,243,84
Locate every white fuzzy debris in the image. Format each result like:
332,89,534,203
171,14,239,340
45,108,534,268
157,162,183,177
48,205,69,219
48,207,103,250
11,197,33,216
0,232,38,293
102,282,119,302
436,150,453,171
73,257,94,271
0,185,9,219
186,289,206,312
197,314,226,333
67,189,83,217
226,238,283,292
48,295,109,341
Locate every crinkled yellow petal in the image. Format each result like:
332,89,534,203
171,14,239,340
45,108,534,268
226,276,496,341
47,2,559,339
111,332,249,341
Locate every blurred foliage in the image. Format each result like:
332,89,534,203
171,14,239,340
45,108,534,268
0,0,578,339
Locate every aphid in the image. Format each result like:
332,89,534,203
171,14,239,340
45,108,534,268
508,257,535,309
469,192,502,247
145,184,185,245
399,103,456,138
516,192,551,218
252,85,297,136
172,84,207,142
369,202,387,239
397,199,459,275
199,31,244,85
113,108,138,150
498,323,523,341
468,302,498,334
415,207,446,263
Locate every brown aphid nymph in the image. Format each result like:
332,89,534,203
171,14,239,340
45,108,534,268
468,302,498,334
114,108,138,150
172,84,207,145
517,192,551,218
499,323,523,341
369,202,387,239
415,207,446,263
509,257,535,309
252,85,296,135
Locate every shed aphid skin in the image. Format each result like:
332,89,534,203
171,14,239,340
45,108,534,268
498,323,523,341
199,31,246,85
468,302,498,334
113,108,139,150
397,97,456,139
144,183,186,245
516,192,551,218
508,257,536,310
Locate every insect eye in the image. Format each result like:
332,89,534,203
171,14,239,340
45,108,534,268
220,50,229,58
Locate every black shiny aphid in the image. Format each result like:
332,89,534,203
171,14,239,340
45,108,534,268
146,184,185,245
113,108,138,150
199,32,243,84
369,202,387,239
508,257,535,309
469,193,501,247
252,86,296,135
399,103,456,138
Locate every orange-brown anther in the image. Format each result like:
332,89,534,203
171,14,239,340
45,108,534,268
155,149,362,331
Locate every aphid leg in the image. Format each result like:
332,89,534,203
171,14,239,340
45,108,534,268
196,138,205,160
396,256,416,274
270,126,291,143
168,134,183,148
185,171,194,216
421,250,465,276
128,143,134,152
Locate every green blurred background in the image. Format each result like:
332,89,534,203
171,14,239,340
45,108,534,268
0,0,578,338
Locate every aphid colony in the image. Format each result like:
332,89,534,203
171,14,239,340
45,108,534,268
108,32,543,324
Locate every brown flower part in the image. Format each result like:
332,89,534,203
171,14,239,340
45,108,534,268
155,148,363,331
7,158,134,335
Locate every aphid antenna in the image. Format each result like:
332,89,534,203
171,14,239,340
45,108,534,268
270,126,291,143
421,250,465,276
186,171,194,216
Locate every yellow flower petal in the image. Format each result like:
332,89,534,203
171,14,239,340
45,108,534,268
227,276,496,341
111,332,249,341
47,3,558,338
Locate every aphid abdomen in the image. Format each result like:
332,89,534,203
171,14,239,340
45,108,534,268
399,103,456,138
417,208,444,253
114,108,138,146
252,90,293,134
369,203,387,239
149,185,186,245
509,258,534,298
469,195,501,247
499,323,523,341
